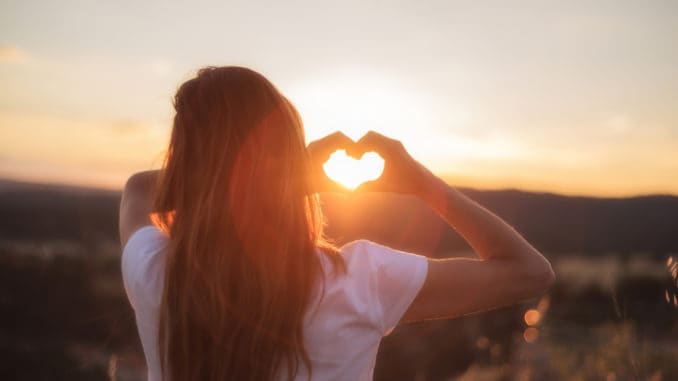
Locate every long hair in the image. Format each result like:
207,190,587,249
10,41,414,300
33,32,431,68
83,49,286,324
154,66,343,380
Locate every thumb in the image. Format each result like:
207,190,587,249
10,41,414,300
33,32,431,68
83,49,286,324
353,179,382,194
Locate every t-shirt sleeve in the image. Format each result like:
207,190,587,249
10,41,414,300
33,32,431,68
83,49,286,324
121,225,168,310
341,240,429,336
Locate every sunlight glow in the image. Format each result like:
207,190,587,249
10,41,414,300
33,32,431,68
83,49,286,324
323,150,384,189
288,70,433,143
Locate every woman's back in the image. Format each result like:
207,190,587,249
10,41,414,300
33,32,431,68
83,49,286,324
122,226,427,381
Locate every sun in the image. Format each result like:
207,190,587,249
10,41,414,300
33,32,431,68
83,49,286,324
286,69,432,143
323,150,384,189
285,69,441,189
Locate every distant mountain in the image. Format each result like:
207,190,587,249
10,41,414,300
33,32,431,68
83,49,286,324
321,189,678,257
1,179,677,256
0,179,120,245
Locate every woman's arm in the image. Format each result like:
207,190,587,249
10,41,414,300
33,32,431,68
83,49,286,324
405,182,556,321
353,131,555,322
119,170,161,248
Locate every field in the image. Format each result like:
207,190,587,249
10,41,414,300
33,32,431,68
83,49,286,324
0,180,676,380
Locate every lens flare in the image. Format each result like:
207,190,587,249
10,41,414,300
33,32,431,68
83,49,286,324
666,255,678,309
524,309,541,326
523,327,539,343
476,336,490,350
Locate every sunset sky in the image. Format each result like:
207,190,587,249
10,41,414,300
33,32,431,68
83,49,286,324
1,1,677,197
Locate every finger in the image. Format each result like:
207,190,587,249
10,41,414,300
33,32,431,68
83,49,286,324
352,131,383,156
353,179,382,194
308,168,351,194
308,131,355,159
319,178,351,194
354,130,401,158
322,131,354,147
346,131,381,158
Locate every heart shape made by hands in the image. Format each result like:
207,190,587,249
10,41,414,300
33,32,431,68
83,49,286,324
323,149,384,190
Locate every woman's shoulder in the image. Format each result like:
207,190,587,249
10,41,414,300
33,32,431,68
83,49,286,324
338,239,427,266
338,239,391,258
332,239,428,287
122,225,168,265
339,239,373,253
121,225,168,309
315,239,429,335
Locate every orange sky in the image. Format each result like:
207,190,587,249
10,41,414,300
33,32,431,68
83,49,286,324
1,1,677,197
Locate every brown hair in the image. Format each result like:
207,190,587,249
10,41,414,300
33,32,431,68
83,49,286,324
154,66,343,380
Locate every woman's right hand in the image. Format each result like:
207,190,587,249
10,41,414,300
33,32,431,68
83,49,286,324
351,131,446,201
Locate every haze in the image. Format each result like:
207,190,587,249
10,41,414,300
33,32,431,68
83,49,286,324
1,1,677,197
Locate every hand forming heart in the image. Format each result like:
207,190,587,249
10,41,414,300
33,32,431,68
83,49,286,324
307,130,439,196
306,131,378,192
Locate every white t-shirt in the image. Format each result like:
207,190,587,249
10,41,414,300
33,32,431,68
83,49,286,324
121,225,428,381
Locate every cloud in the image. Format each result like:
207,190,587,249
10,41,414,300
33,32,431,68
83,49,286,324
0,46,28,63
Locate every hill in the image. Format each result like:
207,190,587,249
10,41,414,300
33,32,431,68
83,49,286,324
321,189,678,257
1,178,677,380
1,179,677,257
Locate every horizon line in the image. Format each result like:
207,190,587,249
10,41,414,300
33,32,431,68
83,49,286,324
1,175,676,201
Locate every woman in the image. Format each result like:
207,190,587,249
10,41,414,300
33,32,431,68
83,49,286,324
119,66,555,381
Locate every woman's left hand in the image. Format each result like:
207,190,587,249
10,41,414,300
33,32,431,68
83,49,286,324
306,131,355,193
